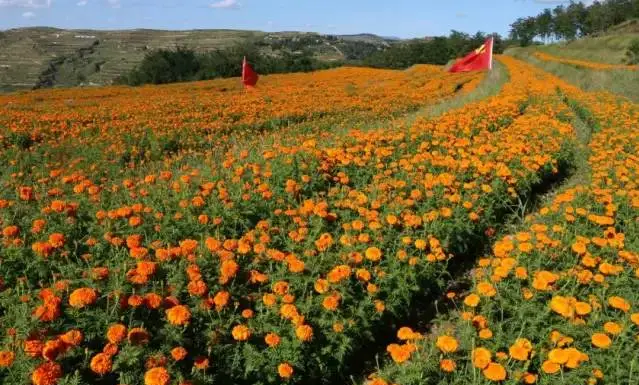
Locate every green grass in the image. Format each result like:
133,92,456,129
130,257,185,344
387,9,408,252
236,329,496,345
506,47,639,101
414,61,509,120
538,33,639,64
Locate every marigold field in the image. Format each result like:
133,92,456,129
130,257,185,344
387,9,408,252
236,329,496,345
0,57,637,385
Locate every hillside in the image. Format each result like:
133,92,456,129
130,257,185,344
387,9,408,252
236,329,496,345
0,27,395,91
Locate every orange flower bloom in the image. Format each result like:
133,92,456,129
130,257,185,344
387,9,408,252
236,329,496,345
90,353,113,375
365,247,382,262
509,338,532,361
0,351,15,367
278,362,294,379
171,347,188,361
107,324,127,344
608,296,630,312
591,333,612,349
482,362,506,381
265,332,281,347
439,358,456,373
295,324,313,342
144,367,171,385
231,325,251,341
166,305,191,326
128,327,150,345
472,347,492,369
68,287,98,308
435,335,458,353
32,362,62,385
542,360,560,374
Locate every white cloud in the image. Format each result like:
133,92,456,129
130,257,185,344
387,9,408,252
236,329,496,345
210,0,239,9
22,10,35,17
77,0,87,5
0,0,51,8
107,0,119,8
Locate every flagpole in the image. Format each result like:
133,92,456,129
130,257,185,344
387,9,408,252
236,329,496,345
488,37,494,70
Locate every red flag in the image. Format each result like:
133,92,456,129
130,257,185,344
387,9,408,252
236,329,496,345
242,56,259,88
448,37,494,73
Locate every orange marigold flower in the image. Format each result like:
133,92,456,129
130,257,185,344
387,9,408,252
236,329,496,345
439,358,456,373
265,332,281,347
166,305,191,326
548,348,569,364
386,343,415,363
24,339,44,357
48,233,65,248
322,292,341,311
231,325,251,341
591,333,612,349
550,295,574,318
107,324,127,344
397,327,420,341
608,296,630,312
0,351,15,367
68,288,98,309
482,362,506,381
128,327,150,345
365,247,382,262
90,353,113,375
144,367,171,385
145,293,163,309
60,330,83,346
542,360,560,374
472,347,492,369
522,372,537,384
435,335,458,353
2,225,19,238
102,343,118,356
194,356,209,370
476,282,496,297
603,321,622,335
278,362,294,379
32,362,62,385
295,324,313,342
509,338,532,361
19,186,35,201
171,347,188,361
464,293,480,307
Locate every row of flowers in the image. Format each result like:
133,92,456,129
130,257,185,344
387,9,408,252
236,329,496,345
534,51,638,71
364,58,639,385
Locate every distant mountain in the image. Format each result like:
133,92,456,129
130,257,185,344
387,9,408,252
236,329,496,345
0,27,399,91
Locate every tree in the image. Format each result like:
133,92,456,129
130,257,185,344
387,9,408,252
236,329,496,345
510,17,537,46
536,9,554,42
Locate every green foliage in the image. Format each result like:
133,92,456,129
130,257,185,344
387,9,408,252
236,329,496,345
625,38,639,63
362,32,504,69
119,43,340,86
510,0,639,45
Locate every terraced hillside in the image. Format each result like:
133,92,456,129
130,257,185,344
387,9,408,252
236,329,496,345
0,27,393,91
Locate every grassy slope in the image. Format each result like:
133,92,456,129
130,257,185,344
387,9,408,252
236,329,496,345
506,21,639,101
507,47,639,101
536,18,639,64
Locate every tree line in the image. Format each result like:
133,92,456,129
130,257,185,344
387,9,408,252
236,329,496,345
362,31,504,69
117,31,505,86
116,44,340,86
510,0,639,46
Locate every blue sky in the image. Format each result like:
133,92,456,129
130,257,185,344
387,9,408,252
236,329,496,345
0,0,584,38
